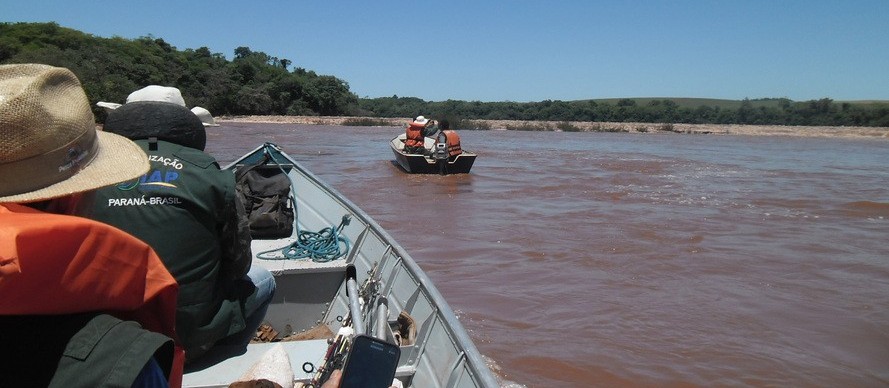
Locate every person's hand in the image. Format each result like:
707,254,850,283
320,369,342,388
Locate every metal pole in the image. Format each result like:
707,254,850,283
346,278,365,336
375,297,389,341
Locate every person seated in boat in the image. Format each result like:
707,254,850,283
0,64,181,387
404,115,435,154
437,119,463,157
75,96,277,364
191,106,221,127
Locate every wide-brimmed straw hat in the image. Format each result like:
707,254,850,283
0,64,149,203
413,115,430,125
104,101,207,151
191,106,220,127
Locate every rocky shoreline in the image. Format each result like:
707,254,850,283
219,115,889,139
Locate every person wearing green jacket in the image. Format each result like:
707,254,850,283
80,99,276,364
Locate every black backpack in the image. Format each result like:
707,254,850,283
234,155,294,239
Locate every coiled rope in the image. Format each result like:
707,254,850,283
257,215,351,262
254,144,352,262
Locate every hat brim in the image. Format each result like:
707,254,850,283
0,131,149,203
97,101,122,110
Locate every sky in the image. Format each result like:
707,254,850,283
3,1,887,102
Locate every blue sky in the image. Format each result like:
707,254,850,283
3,1,887,102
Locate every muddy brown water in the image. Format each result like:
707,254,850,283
206,123,889,387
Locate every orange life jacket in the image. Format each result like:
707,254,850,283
405,122,426,148
0,203,184,386
443,130,463,157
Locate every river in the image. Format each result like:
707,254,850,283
206,123,889,387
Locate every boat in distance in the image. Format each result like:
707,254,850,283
390,133,476,175
182,143,497,387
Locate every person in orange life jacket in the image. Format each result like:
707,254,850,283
0,64,182,387
77,98,276,364
437,119,463,157
404,115,436,154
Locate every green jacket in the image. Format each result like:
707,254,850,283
86,139,252,361
0,313,173,387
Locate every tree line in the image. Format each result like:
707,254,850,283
0,22,357,119
359,96,889,127
3,22,888,127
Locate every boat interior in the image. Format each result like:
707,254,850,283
183,145,490,387
391,133,437,155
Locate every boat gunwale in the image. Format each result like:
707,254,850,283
388,136,478,159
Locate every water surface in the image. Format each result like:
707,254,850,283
207,124,889,387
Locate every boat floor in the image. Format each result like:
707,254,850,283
183,237,347,387
183,341,328,387
250,238,348,273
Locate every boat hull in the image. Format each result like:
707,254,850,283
390,136,476,174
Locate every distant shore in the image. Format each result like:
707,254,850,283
219,115,889,139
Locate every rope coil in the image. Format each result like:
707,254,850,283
258,215,351,262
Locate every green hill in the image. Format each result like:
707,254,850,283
590,97,782,109
0,21,358,117
589,97,888,109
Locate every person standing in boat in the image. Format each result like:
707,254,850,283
0,64,181,387
77,98,276,364
404,115,434,154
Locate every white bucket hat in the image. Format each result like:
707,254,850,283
96,85,187,110
191,106,220,127
413,115,429,125
0,64,149,203
126,85,186,106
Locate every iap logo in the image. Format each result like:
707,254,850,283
117,169,180,191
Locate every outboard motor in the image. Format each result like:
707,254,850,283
434,132,449,174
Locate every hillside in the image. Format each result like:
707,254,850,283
587,97,889,109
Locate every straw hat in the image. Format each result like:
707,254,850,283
191,106,220,127
0,64,149,203
104,101,207,151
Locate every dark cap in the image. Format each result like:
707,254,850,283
103,101,207,150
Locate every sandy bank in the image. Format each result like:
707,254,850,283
219,115,889,139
